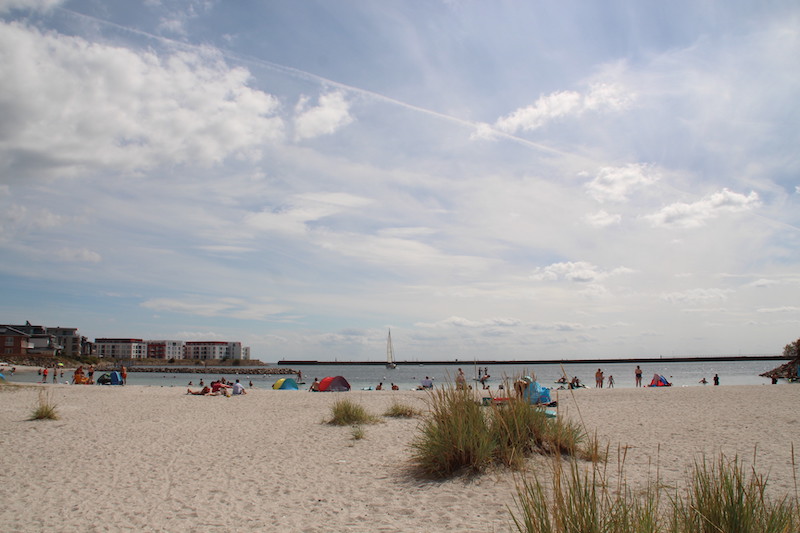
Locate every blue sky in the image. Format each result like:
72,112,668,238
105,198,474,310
1,0,798,362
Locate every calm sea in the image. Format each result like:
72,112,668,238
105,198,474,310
7,359,785,390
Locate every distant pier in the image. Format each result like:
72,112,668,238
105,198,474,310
277,354,788,366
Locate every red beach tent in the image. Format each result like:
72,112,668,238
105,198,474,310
318,376,351,392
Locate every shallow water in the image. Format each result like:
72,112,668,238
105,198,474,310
6,359,783,391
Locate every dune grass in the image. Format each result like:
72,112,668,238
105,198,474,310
510,453,800,533
350,425,366,440
29,389,59,421
383,401,423,418
409,384,590,478
327,397,379,426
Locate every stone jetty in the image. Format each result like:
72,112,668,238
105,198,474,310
126,366,296,375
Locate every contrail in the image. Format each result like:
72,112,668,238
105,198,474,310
56,6,582,160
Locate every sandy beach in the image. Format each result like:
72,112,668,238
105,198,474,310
1,382,798,532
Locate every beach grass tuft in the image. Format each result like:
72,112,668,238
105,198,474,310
327,397,379,426
669,454,799,533
383,401,422,418
509,452,800,533
409,385,494,478
351,425,366,440
409,384,593,478
29,389,59,421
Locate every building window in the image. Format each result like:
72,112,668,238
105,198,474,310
5,337,13,346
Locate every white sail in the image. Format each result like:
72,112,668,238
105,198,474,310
386,329,397,369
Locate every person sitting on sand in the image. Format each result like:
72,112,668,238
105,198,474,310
309,378,320,392
232,379,246,395
187,386,212,395
391,383,399,390
210,380,232,394
421,376,433,389
375,382,383,390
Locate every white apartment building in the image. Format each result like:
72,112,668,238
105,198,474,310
185,341,249,360
147,340,185,360
94,338,147,359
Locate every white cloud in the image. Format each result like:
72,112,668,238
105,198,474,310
757,306,799,313
55,248,102,263
293,91,354,141
584,164,659,203
142,296,287,320
645,189,760,228
584,210,621,227
0,21,284,180
492,83,633,134
419,316,522,329
530,261,632,283
0,0,62,13
660,288,733,304
244,192,371,236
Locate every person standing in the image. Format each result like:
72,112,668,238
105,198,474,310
455,368,466,390
635,365,643,387
595,368,604,388
607,375,614,388
713,374,720,386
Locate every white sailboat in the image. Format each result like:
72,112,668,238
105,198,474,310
386,329,397,369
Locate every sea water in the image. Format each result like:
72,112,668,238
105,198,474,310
9,359,782,390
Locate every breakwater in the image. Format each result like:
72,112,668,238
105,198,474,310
126,366,297,375
277,354,787,366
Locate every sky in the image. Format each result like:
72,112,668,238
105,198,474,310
1,0,799,363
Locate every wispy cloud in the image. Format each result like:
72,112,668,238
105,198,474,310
645,189,760,228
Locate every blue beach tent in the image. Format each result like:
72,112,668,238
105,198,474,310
273,378,299,390
110,371,123,385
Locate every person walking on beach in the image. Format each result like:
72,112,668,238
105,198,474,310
635,365,643,387
595,368,604,388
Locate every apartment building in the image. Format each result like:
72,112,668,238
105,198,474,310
94,338,147,359
1,322,92,358
185,341,249,360
147,340,185,360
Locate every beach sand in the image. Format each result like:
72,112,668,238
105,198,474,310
0,383,797,532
